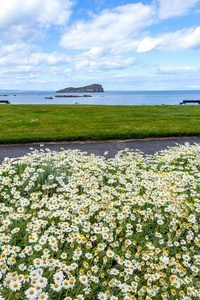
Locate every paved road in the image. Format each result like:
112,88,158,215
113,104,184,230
1,137,200,163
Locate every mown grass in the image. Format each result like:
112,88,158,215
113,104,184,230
0,104,200,144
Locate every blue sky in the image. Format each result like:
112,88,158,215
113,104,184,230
0,0,200,91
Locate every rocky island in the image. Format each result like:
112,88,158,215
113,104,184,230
56,84,104,93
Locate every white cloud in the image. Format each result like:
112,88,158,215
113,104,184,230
0,65,40,79
0,43,72,67
0,54,28,66
100,68,200,90
136,26,200,52
0,43,31,65
146,65,200,75
137,37,157,53
75,55,136,71
157,66,200,72
0,43,31,56
158,0,200,19
74,48,136,71
1,0,200,90
47,67,72,75
29,52,71,66
0,43,135,75
188,84,200,88
60,3,156,50
59,1,200,56
0,64,71,82
0,0,73,42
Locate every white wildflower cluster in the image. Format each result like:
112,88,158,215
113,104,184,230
0,143,200,299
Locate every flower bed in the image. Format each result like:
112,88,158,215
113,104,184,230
0,143,200,299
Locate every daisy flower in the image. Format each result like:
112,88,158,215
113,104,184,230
50,282,62,292
9,280,22,291
37,292,49,300
25,287,38,300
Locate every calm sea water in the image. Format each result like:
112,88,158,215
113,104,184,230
1,90,200,105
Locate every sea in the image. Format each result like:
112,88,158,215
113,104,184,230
1,90,200,105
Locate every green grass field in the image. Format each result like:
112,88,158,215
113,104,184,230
0,104,200,144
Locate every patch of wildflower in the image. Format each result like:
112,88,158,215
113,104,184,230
0,143,200,299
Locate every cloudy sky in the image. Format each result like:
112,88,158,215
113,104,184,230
1,0,200,91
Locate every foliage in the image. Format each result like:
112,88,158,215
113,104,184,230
0,143,200,299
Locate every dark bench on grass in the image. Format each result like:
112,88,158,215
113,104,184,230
0,100,10,104
180,100,200,105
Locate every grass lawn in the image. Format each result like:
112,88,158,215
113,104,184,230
0,104,200,143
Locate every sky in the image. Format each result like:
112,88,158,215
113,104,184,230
0,0,200,91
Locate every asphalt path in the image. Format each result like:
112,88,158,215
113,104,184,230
1,137,200,163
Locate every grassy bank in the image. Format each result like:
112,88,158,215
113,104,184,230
0,104,200,144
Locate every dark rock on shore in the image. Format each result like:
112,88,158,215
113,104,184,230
55,94,92,98
56,84,104,93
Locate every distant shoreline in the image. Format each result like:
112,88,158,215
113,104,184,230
55,94,92,98
1,90,200,105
